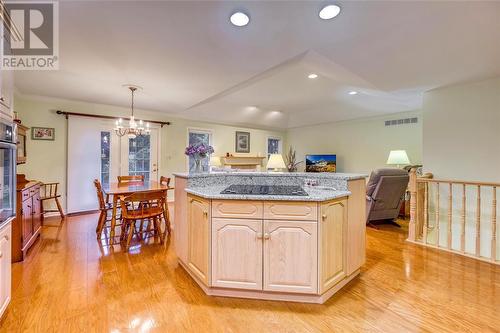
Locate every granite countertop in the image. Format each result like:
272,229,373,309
174,171,367,180
185,185,351,202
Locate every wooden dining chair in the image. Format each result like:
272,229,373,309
119,190,167,250
117,175,145,184
94,179,122,240
40,182,65,221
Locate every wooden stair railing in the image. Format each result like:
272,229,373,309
408,168,499,265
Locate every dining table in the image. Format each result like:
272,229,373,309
102,181,174,241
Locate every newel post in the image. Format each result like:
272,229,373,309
408,168,417,242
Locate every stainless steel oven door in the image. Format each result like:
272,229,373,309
0,141,15,225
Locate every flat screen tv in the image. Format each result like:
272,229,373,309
305,154,336,173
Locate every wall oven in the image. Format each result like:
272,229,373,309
0,119,16,227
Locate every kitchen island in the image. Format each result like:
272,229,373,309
173,172,367,304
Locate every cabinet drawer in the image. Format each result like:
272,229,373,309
212,200,263,219
264,201,318,221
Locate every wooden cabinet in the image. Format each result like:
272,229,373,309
12,178,42,262
0,221,12,318
211,218,262,290
263,220,318,294
319,199,347,293
187,195,210,285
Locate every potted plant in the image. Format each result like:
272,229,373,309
284,146,303,172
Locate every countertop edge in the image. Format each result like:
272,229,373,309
185,188,351,202
173,172,367,180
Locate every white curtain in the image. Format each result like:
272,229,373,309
67,116,115,213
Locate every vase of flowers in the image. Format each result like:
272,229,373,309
185,143,214,173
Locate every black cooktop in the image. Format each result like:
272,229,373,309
221,185,308,196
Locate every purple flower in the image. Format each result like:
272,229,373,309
185,143,214,158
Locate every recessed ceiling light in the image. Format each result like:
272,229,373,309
348,91,358,95
230,12,250,27
319,5,341,20
308,73,318,79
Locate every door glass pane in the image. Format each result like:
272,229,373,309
0,147,14,223
129,135,150,181
100,132,110,186
188,131,211,171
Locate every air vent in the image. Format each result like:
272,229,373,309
385,117,418,126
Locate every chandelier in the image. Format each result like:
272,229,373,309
114,86,150,138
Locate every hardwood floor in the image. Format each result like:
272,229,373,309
1,210,499,332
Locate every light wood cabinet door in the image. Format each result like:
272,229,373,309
187,195,211,286
319,199,347,293
264,201,317,221
263,220,318,294
211,218,262,290
0,222,12,318
212,200,263,219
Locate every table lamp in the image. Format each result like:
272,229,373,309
210,156,222,171
387,150,410,168
266,154,286,172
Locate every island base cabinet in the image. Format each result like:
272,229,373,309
187,195,210,286
319,199,347,293
211,218,262,290
263,220,318,294
0,221,12,318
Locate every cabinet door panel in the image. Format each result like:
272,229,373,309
211,218,262,290
22,199,32,246
264,202,317,221
263,220,317,294
0,223,12,317
32,194,42,232
319,199,347,293
187,195,210,285
212,200,263,219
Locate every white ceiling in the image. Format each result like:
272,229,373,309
13,1,500,129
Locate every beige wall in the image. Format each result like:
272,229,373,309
422,76,500,182
15,95,285,208
285,111,422,175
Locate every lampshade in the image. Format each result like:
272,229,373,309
387,150,410,165
266,154,286,170
210,156,222,167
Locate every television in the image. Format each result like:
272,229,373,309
305,154,336,173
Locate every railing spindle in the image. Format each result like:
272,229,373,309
448,183,452,249
461,184,466,253
435,182,440,247
476,185,481,257
423,182,429,244
408,169,417,242
492,187,497,262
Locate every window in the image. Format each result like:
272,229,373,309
128,135,151,181
100,132,110,185
187,129,212,171
267,137,282,158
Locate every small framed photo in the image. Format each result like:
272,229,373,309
32,127,55,141
235,131,250,153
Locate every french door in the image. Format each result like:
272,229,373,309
118,130,159,182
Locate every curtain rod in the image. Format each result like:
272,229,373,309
56,110,171,127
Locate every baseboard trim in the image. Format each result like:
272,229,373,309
179,259,360,304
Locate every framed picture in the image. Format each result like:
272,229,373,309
235,131,250,153
31,127,55,141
